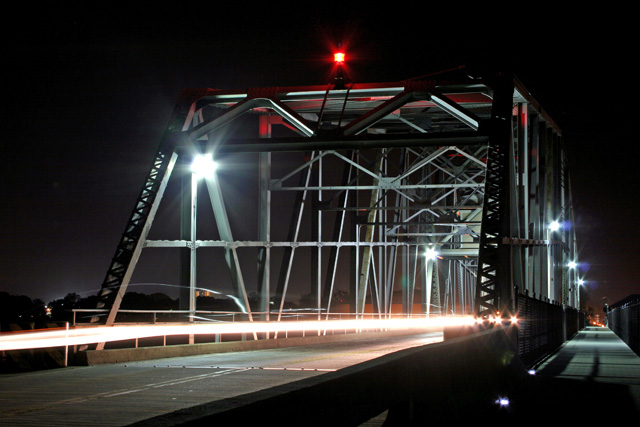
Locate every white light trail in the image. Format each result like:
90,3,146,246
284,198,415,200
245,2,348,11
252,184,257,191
0,316,475,352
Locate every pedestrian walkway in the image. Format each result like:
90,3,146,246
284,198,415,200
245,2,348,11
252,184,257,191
361,325,640,425
508,326,640,422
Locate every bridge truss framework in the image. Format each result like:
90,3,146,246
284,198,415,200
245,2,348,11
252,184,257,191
92,68,578,329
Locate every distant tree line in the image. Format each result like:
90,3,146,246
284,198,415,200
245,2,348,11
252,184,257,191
0,291,48,330
1,291,181,330
1,288,352,331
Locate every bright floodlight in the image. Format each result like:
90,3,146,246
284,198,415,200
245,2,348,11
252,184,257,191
334,52,345,64
548,220,561,231
191,154,217,179
568,261,577,269
425,247,438,260
578,279,585,286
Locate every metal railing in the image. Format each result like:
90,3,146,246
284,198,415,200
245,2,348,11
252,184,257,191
69,308,443,350
71,308,428,326
71,298,588,361
516,292,584,367
608,298,640,356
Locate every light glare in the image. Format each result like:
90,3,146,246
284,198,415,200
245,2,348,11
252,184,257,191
0,316,477,352
191,154,217,179
425,247,438,260
334,52,345,63
496,397,510,407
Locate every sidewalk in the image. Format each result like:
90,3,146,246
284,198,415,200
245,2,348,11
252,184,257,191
362,326,640,425
508,326,640,421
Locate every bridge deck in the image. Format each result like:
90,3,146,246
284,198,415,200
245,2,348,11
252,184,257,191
2,327,638,425
0,332,439,426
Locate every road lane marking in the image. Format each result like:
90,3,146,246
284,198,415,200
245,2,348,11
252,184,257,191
0,368,247,418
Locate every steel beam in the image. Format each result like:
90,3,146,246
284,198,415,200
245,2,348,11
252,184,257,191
474,74,515,319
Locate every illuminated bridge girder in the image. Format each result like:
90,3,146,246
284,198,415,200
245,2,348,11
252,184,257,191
92,69,577,331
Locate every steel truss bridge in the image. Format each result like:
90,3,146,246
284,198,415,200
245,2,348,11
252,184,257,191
91,67,579,351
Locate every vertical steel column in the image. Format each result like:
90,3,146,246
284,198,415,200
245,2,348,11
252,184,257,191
506,100,523,300
517,103,530,294
323,154,354,314
474,74,515,318
179,162,191,312
274,153,315,319
538,119,550,301
317,155,323,319
356,155,384,315
545,126,554,303
407,244,418,315
529,113,543,298
310,157,320,316
384,154,407,315
258,115,271,321
423,254,438,316
552,130,562,304
189,171,198,321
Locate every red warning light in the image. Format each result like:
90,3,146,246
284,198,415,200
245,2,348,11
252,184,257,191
334,52,345,64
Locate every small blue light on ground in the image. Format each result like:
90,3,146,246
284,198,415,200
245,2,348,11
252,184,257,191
528,369,536,375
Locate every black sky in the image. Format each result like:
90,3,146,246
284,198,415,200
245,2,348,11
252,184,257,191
2,5,637,311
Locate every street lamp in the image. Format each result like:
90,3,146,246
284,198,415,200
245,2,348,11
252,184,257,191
424,246,439,317
425,247,439,260
575,278,585,310
191,153,217,179
186,153,218,324
567,261,578,308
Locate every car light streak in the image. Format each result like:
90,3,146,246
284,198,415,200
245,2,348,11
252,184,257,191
0,316,475,351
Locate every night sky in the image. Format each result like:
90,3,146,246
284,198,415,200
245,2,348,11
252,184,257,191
2,5,637,312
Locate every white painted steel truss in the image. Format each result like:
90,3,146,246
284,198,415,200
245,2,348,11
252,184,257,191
92,69,578,332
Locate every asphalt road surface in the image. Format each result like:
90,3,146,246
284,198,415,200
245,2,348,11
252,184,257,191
0,332,442,426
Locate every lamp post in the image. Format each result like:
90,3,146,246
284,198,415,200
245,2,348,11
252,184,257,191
577,278,584,309
547,221,560,302
424,246,438,317
568,261,577,308
189,154,218,321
